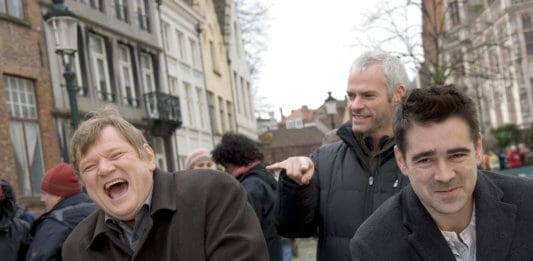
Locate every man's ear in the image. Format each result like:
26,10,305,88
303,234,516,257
142,144,157,171
475,132,484,165
393,85,406,105
394,145,409,176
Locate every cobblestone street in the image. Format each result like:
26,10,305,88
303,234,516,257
293,238,317,261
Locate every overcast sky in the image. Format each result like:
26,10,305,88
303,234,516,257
254,0,418,119
254,1,375,119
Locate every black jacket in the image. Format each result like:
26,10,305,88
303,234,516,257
0,180,30,261
275,122,409,261
238,164,282,261
27,192,96,261
351,171,533,261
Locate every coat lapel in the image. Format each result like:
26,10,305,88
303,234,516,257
403,187,456,261
474,172,517,261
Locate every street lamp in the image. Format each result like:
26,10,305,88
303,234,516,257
44,0,80,130
324,91,337,129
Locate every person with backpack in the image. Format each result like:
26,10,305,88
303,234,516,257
212,133,282,261
26,163,96,261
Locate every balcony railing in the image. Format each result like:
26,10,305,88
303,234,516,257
144,91,181,124
144,91,181,136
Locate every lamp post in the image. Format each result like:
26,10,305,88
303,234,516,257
324,91,337,129
44,0,79,130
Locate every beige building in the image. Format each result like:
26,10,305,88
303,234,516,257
192,0,235,143
214,0,258,141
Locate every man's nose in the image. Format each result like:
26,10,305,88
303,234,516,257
434,161,456,183
97,159,115,176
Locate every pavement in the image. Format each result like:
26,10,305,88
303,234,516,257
293,238,317,261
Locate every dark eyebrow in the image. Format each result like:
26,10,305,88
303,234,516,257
411,150,436,162
447,148,471,154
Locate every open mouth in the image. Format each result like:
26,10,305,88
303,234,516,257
104,178,129,199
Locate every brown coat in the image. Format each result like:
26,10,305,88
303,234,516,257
62,169,269,261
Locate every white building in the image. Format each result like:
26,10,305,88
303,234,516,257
158,0,214,170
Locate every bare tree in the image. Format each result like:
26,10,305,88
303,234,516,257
235,0,269,82
235,0,274,118
354,0,515,86
355,0,526,133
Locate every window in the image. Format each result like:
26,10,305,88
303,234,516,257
189,38,200,68
196,87,206,128
89,34,114,102
89,0,104,12
168,76,178,95
0,0,23,18
226,101,234,132
234,22,241,57
4,76,45,196
118,44,137,107
218,97,226,131
524,31,533,54
242,77,251,119
523,14,532,30
234,72,242,113
449,1,460,27
153,138,167,170
162,22,173,54
136,0,150,31
140,52,155,94
209,41,220,74
184,82,194,127
115,0,128,22
207,91,218,133
176,30,186,60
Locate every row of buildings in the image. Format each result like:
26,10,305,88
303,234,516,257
0,0,257,200
422,0,533,133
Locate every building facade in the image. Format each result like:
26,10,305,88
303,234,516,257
193,0,235,144
0,0,61,199
158,0,214,169
426,0,533,132
41,0,181,171
214,0,258,140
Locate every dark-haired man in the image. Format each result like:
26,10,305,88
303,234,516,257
350,85,533,260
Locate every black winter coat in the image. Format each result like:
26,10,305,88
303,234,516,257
237,164,282,261
26,192,96,261
0,180,30,261
351,171,533,260
275,122,409,261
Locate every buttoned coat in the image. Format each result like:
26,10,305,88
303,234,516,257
62,169,269,261
350,171,533,261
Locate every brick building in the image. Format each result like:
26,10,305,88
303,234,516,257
0,0,61,200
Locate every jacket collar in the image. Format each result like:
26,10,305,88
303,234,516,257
87,169,177,251
402,171,517,260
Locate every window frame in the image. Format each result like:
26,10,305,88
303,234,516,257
89,34,113,102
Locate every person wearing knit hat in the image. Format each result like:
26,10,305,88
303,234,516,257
26,163,96,261
185,148,214,170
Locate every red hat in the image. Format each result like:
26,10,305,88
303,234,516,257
41,163,82,197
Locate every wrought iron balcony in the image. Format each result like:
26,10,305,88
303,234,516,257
144,91,182,136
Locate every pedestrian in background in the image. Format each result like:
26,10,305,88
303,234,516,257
267,50,410,260
185,148,214,170
63,107,268,260
351,84,533,260
0,179,31,261
26,163,96,261
212,133,282,261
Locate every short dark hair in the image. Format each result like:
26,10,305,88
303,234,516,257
211,133,264,167
393,84,479,155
